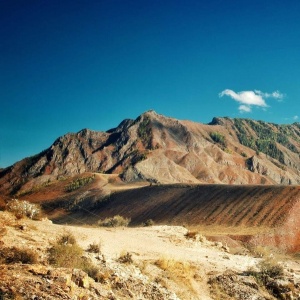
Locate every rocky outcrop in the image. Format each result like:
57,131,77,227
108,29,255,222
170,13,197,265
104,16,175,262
1,111,300,195
209,268,300,300
0,263,178,300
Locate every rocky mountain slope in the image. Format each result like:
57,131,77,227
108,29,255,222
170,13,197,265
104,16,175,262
1,110,300,196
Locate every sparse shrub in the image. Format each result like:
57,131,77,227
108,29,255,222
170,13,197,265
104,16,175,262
98,215,131,227
143,219,155,227
87,242,101,254
80,256,100,280
259,259,284,278
57,231,77,245
155,257,193,276
118,252,133,264
241,151,247,157
209,278,229,300
0,246,38,264
6,199,42,220
246,258,284,285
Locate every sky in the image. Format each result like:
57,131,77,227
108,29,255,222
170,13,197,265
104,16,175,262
1,0,300,168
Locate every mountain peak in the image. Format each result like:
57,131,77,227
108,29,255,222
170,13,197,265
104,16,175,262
142,109,158,115
209,117,228,125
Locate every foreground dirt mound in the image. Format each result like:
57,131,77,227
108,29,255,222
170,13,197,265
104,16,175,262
2,211,300,300
0,212,179,300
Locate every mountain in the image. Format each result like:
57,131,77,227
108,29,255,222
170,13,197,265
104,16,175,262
1,110,300,196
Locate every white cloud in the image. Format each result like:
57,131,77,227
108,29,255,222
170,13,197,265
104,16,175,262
293,115,299,121
239,105,251,113
219,89,284,113
254,90,284,101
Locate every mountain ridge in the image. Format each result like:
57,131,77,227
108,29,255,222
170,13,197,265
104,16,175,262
1,110,300,196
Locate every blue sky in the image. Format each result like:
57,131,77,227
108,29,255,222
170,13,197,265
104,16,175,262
1,0,300,168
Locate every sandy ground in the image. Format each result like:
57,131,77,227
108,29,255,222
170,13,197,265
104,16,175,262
16,220,257,272
3,212,300,299
2,214,264,300
70,225,257,272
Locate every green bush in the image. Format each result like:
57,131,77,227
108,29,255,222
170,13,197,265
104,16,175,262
6,199,42,220
98,215,131,227
65,175,95,192
210,132,227,148
137,115,152,148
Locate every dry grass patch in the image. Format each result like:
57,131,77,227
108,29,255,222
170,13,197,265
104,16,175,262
248,245,287,261
155,256,201,298
48,232,101,281
48,241,83,268
209,279,234,300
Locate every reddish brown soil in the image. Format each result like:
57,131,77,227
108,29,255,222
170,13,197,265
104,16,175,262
7,173,300,252
43,182,300,252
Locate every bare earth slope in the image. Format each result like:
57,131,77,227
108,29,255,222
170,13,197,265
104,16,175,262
50,183,300,253
1,111,300,197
